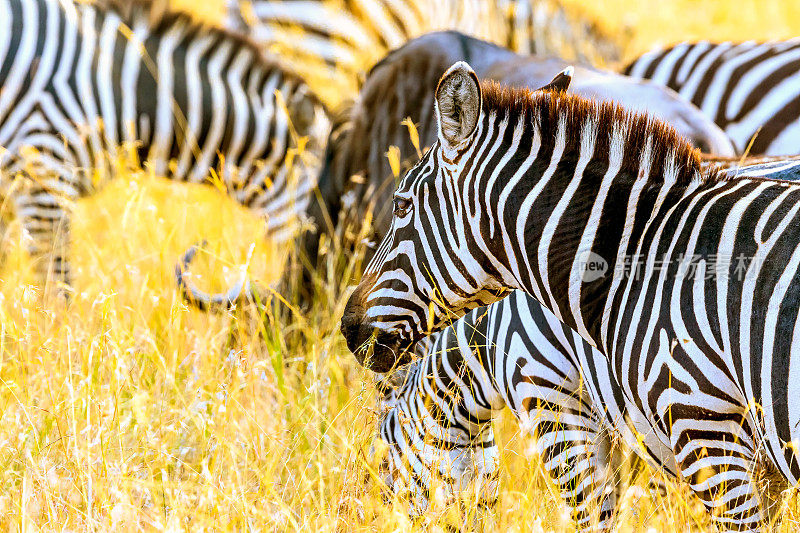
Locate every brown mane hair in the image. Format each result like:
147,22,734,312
479,80,715,186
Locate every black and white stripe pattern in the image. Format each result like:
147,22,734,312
377,155,800,528
377,291,644,530
343,62,800,530
624,40,800,156
0,0,329,287
721,158,800,180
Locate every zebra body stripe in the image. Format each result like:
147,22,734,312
624,40,800,155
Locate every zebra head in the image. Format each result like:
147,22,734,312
341,62,572,371
374,360,500,515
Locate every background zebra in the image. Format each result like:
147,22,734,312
0,0,329,291
623,40,800,155
342,63,800,530
175,31,734,309
222,0,623,100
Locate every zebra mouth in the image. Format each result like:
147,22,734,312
342,323,413,373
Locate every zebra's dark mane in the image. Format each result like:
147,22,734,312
480,80,720,186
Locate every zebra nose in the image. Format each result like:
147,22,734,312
340,310,367,354
341,278,375,357
340,317,411,372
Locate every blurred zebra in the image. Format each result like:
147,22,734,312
624,40,800,156
223,0,622,95
0,0,329,290
342,63,800,530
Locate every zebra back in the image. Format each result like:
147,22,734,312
623,40,800,156
223,0,624,103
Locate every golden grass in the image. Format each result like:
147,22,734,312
566,0,800,62
4,0,800,531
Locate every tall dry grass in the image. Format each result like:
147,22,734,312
3,0,800,531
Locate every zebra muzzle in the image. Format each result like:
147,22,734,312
340,315,413,373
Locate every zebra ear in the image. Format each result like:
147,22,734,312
435,62,482,149
538,66,574,94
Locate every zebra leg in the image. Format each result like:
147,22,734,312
667,405,782,532
524,393,620,532
15,183,72,293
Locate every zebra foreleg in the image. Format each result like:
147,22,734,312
15,183,72,295
524,398,621,532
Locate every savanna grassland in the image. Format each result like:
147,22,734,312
3,1,800,531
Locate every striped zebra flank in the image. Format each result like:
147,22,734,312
0,0,329,291
624,40,800,156
342,62,800,530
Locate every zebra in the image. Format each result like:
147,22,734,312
0,0,329,291
222,0,623,95
375,290,660,530
375,155,800,529
623,40,800,156
175,31,734,309
341,61,800,530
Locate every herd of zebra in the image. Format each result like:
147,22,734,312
4,0,800,530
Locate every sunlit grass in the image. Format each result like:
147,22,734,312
564,0,800,62
4,0,800,530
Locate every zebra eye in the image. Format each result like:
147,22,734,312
393,197,412,217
